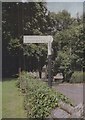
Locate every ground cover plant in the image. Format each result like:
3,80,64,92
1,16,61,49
17,71,72,118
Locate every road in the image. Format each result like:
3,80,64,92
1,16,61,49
53,83,84,106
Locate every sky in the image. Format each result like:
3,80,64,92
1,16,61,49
21,0,84,18
1,0,84,18
47,2,83,17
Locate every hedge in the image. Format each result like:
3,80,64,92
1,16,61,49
17,71,71,118
70,71,84,83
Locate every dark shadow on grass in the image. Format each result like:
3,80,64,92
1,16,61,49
2,76,18,82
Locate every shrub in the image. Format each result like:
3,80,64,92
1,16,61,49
17,72,71,118
53,51,74,82
70,71,84,83
23,75,58,117
16,72,28,93
16,79,20,88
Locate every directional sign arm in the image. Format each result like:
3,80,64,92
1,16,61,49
23,36,53,43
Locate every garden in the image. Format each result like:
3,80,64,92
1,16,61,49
16,72,72,118
2,2,85,119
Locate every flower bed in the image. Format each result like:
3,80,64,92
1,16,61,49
17,71,71,118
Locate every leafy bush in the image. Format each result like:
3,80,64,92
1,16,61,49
16,73,28,93
17,72,71,118
70,71,84,83
16,79,20,88
53,51,74,82
23,74,58,117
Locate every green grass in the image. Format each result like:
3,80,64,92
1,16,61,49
2,78,26,118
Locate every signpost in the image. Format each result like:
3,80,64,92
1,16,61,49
23,35,53,87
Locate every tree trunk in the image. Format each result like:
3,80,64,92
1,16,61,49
39,70,42,79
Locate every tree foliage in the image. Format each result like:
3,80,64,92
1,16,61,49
2,2,84,81
2,2,53,77
53,21,84,81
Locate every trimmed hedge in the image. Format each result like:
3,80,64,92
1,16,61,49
70,71,84,83
17,72,71,118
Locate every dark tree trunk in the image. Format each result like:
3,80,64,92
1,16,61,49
39,70,42,79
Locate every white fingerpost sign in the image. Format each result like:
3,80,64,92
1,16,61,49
23,35,53,87
23,36,53,55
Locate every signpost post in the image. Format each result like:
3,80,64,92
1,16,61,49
23,35,53,87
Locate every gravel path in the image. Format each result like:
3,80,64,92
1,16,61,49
53,83,84,106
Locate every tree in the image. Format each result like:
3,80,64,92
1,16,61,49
2,2,53,77
53,21,84,81
53,51,74,81
2,2,22,77
22,2,53,78
49,10,74,34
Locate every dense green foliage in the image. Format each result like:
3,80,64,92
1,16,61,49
2,2,52,77
52,23,84,81
70,71,84,83
53,51,74,81
2,2,84,83
17,72,71,118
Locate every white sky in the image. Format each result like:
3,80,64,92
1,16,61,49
47,2,83,17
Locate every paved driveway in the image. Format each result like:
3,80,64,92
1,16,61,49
53,83,84,106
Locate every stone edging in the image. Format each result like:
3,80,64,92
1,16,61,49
51,101,84,119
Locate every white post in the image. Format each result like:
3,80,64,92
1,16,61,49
48,41,52,55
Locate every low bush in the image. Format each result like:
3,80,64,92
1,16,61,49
16,74,28,93
17,71,71,118
70,71,84,83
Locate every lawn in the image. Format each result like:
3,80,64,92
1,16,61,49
2,78,26,118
